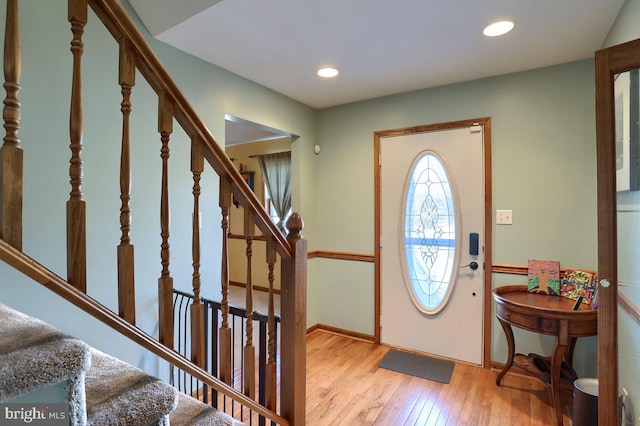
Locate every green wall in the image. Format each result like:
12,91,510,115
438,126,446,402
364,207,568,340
602,0,640,49
0,0,317,374
313,59,598,373
2,0,637,386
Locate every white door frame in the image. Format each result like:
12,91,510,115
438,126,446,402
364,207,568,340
373,117,493,368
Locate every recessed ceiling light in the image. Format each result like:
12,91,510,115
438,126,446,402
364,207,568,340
317,67,339,78
483,20,515,37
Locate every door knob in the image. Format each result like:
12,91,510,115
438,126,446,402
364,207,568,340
460,261,479,270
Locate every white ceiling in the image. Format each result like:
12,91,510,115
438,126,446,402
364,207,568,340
129,0,624,109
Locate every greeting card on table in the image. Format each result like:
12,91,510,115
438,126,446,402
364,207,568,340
527,259,561,295
560,269,598,306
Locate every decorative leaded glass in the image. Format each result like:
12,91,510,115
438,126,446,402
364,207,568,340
402,151,458,314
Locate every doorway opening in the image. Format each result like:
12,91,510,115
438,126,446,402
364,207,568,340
224,114,298,228
224,114,298,292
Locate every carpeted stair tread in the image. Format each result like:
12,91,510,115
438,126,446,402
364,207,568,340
0,302,91,402
1,303,245,426
170,392,244,426
85,348,178,426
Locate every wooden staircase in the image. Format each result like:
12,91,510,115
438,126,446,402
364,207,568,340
0,301,243,425
0,1,307,424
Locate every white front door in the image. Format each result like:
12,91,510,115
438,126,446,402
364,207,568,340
379,124,485,365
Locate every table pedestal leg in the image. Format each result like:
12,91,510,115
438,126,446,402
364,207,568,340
565,336,577,371
496,316,515,386
550,328,569,425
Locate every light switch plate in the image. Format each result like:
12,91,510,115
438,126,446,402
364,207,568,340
496,210,513,225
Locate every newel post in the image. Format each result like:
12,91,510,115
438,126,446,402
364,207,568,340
280,212,307,425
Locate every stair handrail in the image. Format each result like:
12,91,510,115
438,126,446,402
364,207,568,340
87,0,292,260
86,2,307,423
0,238,289,425
1,0,307,423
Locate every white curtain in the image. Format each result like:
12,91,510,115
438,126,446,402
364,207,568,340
257,151,291,233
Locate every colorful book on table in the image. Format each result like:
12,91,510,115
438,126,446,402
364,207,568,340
561,269,599,307
527,259,561,295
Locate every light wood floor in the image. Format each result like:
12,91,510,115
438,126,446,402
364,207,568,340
306,330,572,426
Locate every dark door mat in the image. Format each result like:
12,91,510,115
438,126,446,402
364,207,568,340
379,349,455,384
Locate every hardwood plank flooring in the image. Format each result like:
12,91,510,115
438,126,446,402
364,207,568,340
306,330,572,426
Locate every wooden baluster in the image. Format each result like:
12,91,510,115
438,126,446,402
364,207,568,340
117,39,135,324
157,91,173,348
280,213,307,425
190,138,205,368
67,0,87,293
219,177,232,385
243,208,256,398
0,0,22,250
265,235,277,411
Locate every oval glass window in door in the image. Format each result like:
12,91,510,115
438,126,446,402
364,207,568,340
401,150,459,314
